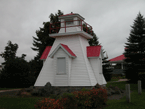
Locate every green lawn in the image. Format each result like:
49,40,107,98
104,81,145,109
0,96,44,109
110,78,119,81
106,81,138,90
0,81,144,109
104,90,145,109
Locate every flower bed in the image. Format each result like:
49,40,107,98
34,87,108,109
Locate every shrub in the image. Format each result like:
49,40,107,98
59,92,77,109
34,98,63,109
34,87,108,109
81,88,90,91
17,88,26,96
72,88,108,109
90,88,108,108
49,94,61,100
72,91,91,109
21,91,31,97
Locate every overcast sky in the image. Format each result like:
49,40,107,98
0,0,145,64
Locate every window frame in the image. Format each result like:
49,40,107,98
65,18,73,26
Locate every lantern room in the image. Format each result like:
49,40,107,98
49,12,93,39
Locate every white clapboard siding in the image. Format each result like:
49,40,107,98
69,36,90,86
52,35,92,86
59,27,81,33
34,58,55,86
99,58,103,84
53,48,69,86
34,34,106,86
89,58,101,84
99,54,107,85
79,36,97,86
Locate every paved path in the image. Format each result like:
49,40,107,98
108,79,129,83
0,89,21,93
118,79,129,81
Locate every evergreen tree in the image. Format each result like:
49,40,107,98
88,32,100,46
82,23,100,46
102,50,113,81
30,10,63,78
31,10,63,59
123,12,145,82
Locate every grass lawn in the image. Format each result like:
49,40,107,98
0,81,144,109
104,90,145,109
0,96,44,109
104,81,145,109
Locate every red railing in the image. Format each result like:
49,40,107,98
49,19,93,35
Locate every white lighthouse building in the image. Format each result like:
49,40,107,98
34,13,107,87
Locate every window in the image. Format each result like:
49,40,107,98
57,57,66,74
65,19,73,26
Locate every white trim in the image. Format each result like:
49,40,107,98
49,31,92,39
49,44,76,58
59,14,85,21
100,48,104,59
88,57,99,59
79,36,92,85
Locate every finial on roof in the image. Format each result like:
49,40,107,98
71,12,73,14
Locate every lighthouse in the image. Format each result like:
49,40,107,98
34,13,107,87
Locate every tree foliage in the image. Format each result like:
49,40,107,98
102,51,113,81
30,10,63,78
31,10,63,59
0,41,35,88
123,12,145,82
0,41,18,64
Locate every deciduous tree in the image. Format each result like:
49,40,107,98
0,41,34,88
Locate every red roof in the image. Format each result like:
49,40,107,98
87,46,101,57
40,46,52,60
61,44,76,57
59,13,74,17
109,54,125,62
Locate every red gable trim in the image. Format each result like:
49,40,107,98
40,46,52,60
61,44,76,57
87,46,101,57
49,44,76,58
109,54,125,62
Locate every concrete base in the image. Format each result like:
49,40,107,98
34,85,106,90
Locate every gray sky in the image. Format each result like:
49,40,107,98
0,0,145,63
